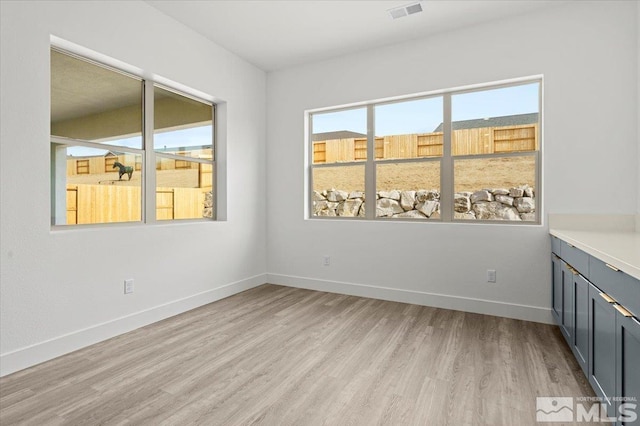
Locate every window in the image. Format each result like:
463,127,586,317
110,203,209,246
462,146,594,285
51,47,215,226
308,79,541,223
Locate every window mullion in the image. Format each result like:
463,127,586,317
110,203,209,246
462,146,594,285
440,94,453,222
365,105,376,220
143,80,156,224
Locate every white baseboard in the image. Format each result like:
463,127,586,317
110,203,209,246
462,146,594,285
267,273,554,325
0,274,267,377
2,272,554,377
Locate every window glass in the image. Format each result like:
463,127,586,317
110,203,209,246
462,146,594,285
376,161,440,219
51,48,144,225
375,97,443,160
55,144,142,225
50,50,142,148
154,86,213,159
308,80,540,224
311,108,367,164
154,86,214,220
51,48,217,226
156,159,214,220
451,83,539,156
451,82,539,221
312,165,365,217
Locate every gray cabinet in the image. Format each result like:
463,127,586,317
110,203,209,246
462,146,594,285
615,308,640,426
550,255,575,345
551,235,640,425
572,271,589,374
551,254,561,322
561,261,573,343
588,283,617,420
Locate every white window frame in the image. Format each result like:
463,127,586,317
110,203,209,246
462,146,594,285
307,77,542,225
50,45,218,227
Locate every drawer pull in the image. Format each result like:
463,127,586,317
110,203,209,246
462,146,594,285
613,304,633,318
599,292,616,304
566,243,575,248
566,265,579,275
605,263,620,272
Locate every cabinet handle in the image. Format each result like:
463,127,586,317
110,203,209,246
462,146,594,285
567,243,575,248
605,263,620,272
599,292,616,303
613,304,634,318
566,265,579,275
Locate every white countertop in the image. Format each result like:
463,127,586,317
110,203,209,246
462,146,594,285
549,229,640,281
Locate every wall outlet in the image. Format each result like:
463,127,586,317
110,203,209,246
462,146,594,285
487,270,496,283
323,256,330,266
124,279,134,294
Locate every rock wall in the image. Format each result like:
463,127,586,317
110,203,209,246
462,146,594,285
313,186,536,221
203,191,214,218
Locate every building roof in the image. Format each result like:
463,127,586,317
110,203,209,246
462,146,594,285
432,112,539,132
312,130,367,141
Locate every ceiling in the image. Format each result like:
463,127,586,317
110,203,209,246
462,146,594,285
145,0,563,72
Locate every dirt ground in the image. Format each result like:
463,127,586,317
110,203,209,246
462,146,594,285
313,156,536,193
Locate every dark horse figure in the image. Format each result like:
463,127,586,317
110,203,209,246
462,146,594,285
113,161,133,181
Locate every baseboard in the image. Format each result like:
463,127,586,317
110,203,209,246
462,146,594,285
0,274,267,377
267,273,554,325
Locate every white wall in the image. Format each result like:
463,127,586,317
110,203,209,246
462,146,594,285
266,2,638,322
0,1,267,375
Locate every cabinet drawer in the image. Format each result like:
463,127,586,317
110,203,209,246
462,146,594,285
551,236,561,255
590,256,640,318
560,241,589,277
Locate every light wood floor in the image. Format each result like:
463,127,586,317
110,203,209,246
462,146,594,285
1,284,596,425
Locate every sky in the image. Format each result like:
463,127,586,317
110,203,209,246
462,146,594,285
312,82,539,136
67,125,212,157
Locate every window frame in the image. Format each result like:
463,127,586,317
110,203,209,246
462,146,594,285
50,46,217,228
307,77,542,225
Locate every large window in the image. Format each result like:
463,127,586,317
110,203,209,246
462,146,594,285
51,48,215,226
309,79,541,223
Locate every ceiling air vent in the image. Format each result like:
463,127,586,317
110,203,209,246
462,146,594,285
388,2,423,20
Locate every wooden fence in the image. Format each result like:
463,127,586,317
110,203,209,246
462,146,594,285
66,184,206,224
313,124,538,163
67,149,212,176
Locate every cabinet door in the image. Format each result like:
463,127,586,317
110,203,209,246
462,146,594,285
615,309,640,426
560,261,573,343
572,272,589,374
588,283,617,420
551,254,562,325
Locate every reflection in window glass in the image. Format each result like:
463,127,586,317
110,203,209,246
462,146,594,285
50,49,142,148
56,144,142,225
156,159,214,220
311,108,367,164
154,86,213,159
154,86,214,220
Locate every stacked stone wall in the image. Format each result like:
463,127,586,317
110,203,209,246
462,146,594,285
313,186,535,221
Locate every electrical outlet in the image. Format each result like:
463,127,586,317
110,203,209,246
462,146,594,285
323,256,330,266
124,279,134,294
487,270,496,283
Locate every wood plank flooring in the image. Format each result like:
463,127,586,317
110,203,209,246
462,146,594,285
0,284,597,425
